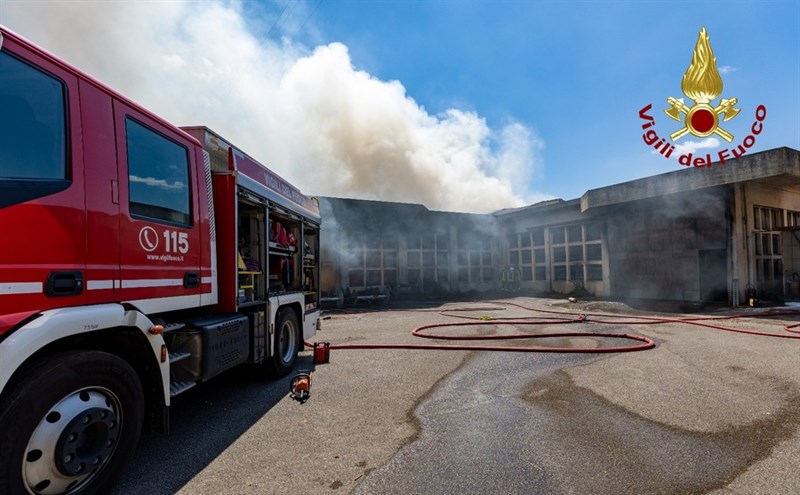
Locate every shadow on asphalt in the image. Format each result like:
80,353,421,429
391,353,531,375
113,354,317,494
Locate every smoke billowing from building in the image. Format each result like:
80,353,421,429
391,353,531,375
319,196,504,298
2,1,547,213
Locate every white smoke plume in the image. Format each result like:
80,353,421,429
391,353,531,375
0,1,547,213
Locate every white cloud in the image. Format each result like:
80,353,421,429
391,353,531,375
673,137,722,156
1,1,546,213
719,65,738,75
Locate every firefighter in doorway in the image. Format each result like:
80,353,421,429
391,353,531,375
501,265,521,292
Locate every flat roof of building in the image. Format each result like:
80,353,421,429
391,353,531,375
319,147,800,221
579,147,800,212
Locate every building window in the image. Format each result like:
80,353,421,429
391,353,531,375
126,118,191,226
407,232,449,289
753,206,784,283
345,233,398,288
458,233,493,283
550,223,603,283
787,211,800,227
507,228,546,281
587,264,603,281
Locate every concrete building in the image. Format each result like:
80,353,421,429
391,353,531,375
319,147,800,306
318,198,499,304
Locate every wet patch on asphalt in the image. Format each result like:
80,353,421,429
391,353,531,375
522,370,800,493
353,350,800,494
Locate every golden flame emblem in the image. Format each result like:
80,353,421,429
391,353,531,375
665,27,740,142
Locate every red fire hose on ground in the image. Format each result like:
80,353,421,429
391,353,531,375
487,300,800,339
305,300,800,364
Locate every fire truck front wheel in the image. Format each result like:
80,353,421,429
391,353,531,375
0,350,144,495
267,308,300,377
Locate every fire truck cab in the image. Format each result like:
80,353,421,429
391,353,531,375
0,26,320,494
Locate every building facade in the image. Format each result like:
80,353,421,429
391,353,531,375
320,147,800,305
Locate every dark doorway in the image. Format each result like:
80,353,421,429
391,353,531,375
699,249,728,301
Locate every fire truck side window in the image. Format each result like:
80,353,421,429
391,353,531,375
0,51,66,181
125,117,191,226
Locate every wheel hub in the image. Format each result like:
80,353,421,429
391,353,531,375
55,406,119,477
23,388,121,494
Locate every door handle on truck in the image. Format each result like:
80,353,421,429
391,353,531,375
45,271,84,297
183,271,200,288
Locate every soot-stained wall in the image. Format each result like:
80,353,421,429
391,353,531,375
318,147,800,305
604,187,731,301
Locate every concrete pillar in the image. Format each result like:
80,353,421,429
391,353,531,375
398,234,408,285
449,225,459,292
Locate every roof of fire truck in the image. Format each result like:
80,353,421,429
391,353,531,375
182,126,321,223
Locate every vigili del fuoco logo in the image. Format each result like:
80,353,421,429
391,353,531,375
638,27,767,168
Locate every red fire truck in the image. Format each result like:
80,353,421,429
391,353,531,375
0,27,321,494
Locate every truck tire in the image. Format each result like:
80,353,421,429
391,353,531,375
0,351,144,495
267,308,300,377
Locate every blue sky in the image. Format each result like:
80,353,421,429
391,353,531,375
258,0,800,199
2,0,798,211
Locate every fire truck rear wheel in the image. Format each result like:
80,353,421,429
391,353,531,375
268,308,300,377
0,350,144,495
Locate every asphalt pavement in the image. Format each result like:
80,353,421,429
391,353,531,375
114,296,800,494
